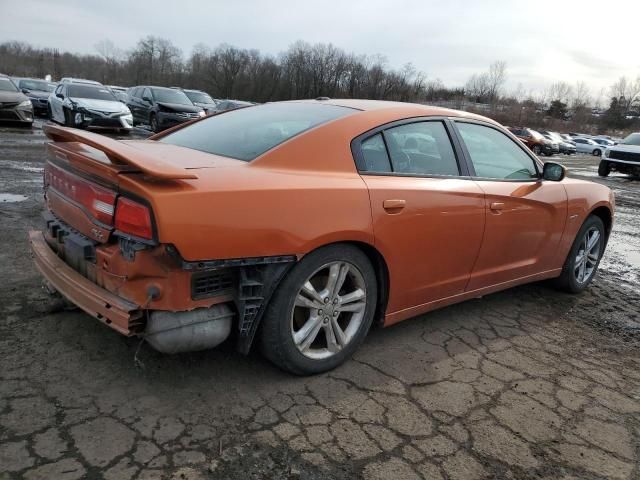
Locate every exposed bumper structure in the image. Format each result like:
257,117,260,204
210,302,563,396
29,230,141,335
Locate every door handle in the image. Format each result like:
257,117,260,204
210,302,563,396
383,199,406,212
489,202,505,212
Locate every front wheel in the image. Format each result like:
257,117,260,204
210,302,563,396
554,215,605,293
63,108,75,127
532,145,542,155
260,245,377,375
598,160,611,177
150,113,159,133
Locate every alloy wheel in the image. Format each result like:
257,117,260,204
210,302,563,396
574,227,601,284
290,261,367,360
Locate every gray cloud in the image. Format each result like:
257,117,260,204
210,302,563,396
1,0,638,93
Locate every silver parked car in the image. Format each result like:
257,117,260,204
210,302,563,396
48,80,133,131
573,137,604,156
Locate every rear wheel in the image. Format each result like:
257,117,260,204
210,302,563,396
554,215,605,293
593,148,602,157
260,244,377,375
598,160,611,177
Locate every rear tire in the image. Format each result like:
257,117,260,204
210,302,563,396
260,244,377,375
598,160,611,177
553,215,605,294
593,148,602,157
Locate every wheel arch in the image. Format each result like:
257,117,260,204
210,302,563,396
589,205,613,240
238,239,390,354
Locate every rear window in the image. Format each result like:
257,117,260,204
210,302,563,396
159,102,355,161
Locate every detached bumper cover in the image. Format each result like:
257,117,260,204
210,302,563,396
29,230,141,335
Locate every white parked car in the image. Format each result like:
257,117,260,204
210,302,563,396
48,81,133,132
599,132,640,177
573,137,604,156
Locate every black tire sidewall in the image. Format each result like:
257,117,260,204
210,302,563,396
261,245,377,375
598,160,610,177
593,149,601,157
150,114,158,133
559,216,606,293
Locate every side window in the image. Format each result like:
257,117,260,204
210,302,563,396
457,122,538,180
383,122,459,176
360,133,391,173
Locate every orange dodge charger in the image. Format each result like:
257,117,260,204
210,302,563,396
30,99,614,374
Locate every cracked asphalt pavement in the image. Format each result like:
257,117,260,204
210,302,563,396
1,120,639,479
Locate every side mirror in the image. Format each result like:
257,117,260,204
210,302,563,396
542,162,566,182
21,88,29,94
56,93,64,99
142,96,152,103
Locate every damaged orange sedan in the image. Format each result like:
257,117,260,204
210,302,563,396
30,99,614,374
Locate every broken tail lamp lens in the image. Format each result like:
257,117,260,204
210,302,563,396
114,197,153,240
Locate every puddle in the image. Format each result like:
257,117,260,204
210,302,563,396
0,193,28,203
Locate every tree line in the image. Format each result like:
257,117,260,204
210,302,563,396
1,36,639,133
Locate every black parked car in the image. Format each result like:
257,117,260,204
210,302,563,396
126,86,205,132
13,78,56,116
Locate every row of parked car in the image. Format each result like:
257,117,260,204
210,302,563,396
0,74,254,132
506,126,618,157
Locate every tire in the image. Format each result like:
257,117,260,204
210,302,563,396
63,108,75,128
532,145,542,155
553,215,606,294
593,149,602,157
260,244,377,375
598,160,611,177
150,113,159,133
46,104,53,120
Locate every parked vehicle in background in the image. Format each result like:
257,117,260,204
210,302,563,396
182,89,219,114
508,127,559,156
13,78,56,116
540,131,576,155
48,81,133,131
108,85,128,103
126,86,205,132
29,99,613,375
215,99,255,112
573,138,604,156
0,74,34,126
592,137,615,148
599,132,640,177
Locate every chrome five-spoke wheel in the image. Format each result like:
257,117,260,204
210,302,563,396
574,227,601,284
291,261,367,359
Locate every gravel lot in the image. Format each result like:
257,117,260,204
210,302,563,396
1,119,639,480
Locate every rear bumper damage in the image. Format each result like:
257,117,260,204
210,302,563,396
29,230,141,335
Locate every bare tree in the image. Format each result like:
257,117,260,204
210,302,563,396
610,76,640,112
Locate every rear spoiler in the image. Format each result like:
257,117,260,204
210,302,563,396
43,124,198,180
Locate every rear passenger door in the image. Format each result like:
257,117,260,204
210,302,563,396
354,119,486,321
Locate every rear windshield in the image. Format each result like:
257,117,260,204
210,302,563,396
68,85,117,101
159,102,355,161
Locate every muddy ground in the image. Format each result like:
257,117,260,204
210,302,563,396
1,119,639,480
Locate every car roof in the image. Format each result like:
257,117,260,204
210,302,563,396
291,99,500,125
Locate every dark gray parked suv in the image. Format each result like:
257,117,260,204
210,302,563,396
126,86,205,132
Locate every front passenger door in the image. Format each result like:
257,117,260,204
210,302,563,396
454,121,567,290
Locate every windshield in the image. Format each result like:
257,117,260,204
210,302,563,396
19,79,55,92
160,102,355,161
623,133,640,146
0,78,18,92
68,85,117,101
185,91,214,104
152,88,193,105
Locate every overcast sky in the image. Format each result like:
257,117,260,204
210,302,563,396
2,0,639,98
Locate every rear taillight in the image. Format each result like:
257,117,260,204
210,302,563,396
45,163,116,225
114,197,153,240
